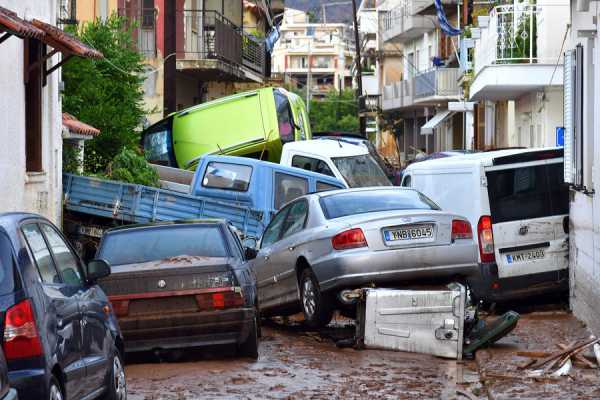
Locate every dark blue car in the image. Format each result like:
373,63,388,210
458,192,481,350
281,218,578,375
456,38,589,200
0,213,126,400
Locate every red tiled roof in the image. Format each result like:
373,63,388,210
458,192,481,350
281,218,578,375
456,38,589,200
0,6,44,39
63,113,100,137
32,19,103,59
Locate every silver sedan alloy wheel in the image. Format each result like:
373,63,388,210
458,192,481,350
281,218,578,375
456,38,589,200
113,354,127,399
302,278,317,318
49,383,63,400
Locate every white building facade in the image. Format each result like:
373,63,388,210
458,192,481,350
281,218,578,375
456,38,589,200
563,0,600,334
0,0,101,224
271,8,355,98
466,0,569,149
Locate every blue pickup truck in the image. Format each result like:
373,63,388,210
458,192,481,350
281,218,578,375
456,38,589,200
63,156,344,259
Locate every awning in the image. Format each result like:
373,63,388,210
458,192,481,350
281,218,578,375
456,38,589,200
31,19,103,59
62,113,100,138
420,110,454,135
0,6,44,43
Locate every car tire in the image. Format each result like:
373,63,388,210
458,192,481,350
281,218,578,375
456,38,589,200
300,269,333,329
102,349,127,400
238,315,259,360
48,377,64,400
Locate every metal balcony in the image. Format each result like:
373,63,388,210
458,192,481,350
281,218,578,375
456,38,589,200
413,68,461,101
118,9,266,77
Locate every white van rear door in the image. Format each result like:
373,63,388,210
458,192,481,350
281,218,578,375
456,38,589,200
485,160,569,279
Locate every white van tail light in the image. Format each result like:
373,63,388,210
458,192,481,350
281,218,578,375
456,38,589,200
451,219,473,240
3,299,43,360
477,216,495,263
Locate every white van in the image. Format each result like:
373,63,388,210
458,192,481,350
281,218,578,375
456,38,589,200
280,139,392,188
401,148,569,302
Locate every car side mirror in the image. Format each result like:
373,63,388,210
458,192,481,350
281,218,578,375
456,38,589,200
87,259,111,283
244,247,258,260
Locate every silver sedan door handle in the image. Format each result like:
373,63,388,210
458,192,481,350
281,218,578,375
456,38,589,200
264,255,270,261
288,246,295,252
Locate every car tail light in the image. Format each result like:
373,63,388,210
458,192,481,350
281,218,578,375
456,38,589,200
3,299,43,360
110,300,130,317
477,216,495,263
196,288,244,311
451,219,473,241
332,228,368,250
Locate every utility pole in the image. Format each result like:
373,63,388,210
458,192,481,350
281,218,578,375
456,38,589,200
163,0,176,116
351,0,366,137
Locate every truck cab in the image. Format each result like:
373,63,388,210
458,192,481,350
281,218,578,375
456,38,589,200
280,139,392,188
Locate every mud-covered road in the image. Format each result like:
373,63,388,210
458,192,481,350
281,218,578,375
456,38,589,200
125,317,482,400
125,310,599,400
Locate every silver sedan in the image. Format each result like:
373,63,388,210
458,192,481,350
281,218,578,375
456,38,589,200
251,187,479,328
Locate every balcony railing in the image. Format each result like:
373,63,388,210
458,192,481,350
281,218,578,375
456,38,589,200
118,9,265,76
473,5,542,75
382,79,413,110
414,68,461,99
380,2,435,42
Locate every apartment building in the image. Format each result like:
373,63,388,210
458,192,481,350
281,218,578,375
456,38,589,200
73,0,282,124
0,0,102,223
464,0,569,150
562,0,600,334
271,8,355,99
379,0,464,165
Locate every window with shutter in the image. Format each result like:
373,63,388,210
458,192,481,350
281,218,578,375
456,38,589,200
563,45,585,188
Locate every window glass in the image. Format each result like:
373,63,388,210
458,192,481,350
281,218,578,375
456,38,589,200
274,173,308,209
486,163,569,224
292,155,335,177
142,117,175,166
316,181,341,192
0,233,15,295
281,200,308,238
97,225,229,266
320,190,440,219
261,207,289,248
332,154,392,187
41,224,83,286
202,162,252,192
274,89,295,143
402,175,411,187
22,224,60,284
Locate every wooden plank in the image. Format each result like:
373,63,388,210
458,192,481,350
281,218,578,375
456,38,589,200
529,338,600,369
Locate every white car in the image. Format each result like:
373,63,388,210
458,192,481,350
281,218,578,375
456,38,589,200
280,139,392,188
401,148,569,302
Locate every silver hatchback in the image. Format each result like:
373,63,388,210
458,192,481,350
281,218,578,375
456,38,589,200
252,187,479,328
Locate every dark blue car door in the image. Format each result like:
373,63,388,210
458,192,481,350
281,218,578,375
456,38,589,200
38,224,111,397
21,222,86,400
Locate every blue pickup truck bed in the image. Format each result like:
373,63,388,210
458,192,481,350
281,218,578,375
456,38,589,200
63,174,265,239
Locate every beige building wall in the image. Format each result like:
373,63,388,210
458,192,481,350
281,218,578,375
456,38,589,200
76,0,118,22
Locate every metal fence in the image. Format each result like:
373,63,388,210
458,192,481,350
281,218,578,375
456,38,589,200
117,9,265,75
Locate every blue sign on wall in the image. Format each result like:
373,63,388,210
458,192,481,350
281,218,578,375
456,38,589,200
556,127,565,147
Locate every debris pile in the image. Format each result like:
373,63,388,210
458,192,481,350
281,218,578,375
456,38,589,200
517,336,600,377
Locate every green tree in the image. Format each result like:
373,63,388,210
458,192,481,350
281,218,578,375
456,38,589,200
62,14,146,174
309,89,359,133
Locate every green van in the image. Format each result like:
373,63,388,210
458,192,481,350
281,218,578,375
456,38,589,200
142,87,311,169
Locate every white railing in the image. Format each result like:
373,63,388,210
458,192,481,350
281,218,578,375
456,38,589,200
474,5,541,75
382,79,414,110
414,68,461,98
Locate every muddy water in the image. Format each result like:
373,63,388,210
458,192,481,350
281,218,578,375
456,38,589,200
125,318,481,400
477,311,600,400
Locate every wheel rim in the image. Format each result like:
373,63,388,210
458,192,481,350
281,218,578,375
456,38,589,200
49,384,63,400
302,278,317,318
113,355,127,400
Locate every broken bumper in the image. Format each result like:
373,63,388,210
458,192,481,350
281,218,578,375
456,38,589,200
118,307,256,353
